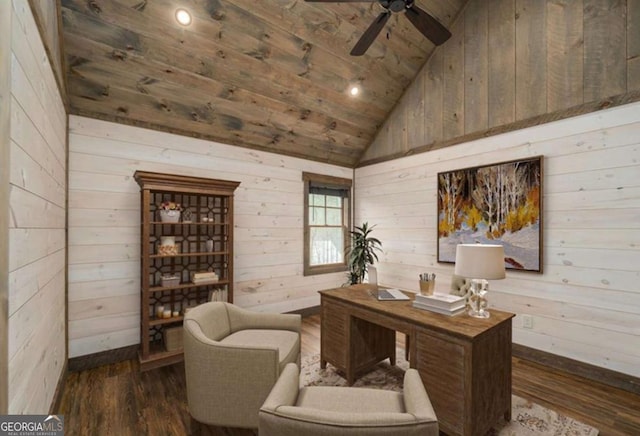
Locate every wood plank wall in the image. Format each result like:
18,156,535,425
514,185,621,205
0,0,12,416
67,116,352,358
354,101,640,377
27,0,66,101
363,0,639,163
8,0,67,413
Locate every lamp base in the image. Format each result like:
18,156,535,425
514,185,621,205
467,279,490,318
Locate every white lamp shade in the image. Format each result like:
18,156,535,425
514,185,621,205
454,244,506,280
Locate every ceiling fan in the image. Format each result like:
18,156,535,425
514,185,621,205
305,0,451,56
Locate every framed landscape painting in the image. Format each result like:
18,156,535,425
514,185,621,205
437,156,543,272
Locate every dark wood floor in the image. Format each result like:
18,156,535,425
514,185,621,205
57,314,640,435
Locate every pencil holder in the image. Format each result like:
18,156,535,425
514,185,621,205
419,280,435,295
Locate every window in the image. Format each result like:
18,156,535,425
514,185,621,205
303,172,352,276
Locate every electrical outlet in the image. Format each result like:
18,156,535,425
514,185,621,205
522,314,533,329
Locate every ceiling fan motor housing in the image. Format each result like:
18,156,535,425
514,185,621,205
380,0,409,13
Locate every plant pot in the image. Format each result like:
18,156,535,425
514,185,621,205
159,210,181,223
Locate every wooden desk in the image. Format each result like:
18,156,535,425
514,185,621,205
319,284,514,436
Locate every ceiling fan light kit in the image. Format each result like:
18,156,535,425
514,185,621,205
175,8,192,26
305,0,451,56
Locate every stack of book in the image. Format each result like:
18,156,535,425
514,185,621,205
209,288,228,302
191,271,219,284
413,293,466,316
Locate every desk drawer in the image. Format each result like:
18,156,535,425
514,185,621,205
321,300,349,369
415,328,466,436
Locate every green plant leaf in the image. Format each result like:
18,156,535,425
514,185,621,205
345,222,383,284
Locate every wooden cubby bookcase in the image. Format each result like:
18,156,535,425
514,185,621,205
134,171,240,371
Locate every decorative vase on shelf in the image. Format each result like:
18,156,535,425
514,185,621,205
205,239,214,253
182,209,192,223
161,236,176,246
159,209,181,223
158,236,178,256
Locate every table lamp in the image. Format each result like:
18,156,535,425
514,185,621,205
454,244,505,318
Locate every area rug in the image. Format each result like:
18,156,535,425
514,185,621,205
300,352,598,436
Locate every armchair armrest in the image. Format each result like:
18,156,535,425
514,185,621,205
260,363,300,413
403,369,437,423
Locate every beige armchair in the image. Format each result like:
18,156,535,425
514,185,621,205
259,363,438,436
183,302,301,429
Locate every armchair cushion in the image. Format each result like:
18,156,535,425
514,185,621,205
259,363,438,436
220,329,300,371
295,387,405,414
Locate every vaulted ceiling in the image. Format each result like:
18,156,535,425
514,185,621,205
60,0,468,167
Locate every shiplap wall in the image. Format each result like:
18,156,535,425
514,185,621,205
363,0,640,163
28,0,64,98
354,101,640,377
8,0,67,413
67,116,351,358
1,0,11,416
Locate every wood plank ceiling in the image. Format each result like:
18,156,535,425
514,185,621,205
61,0,467,167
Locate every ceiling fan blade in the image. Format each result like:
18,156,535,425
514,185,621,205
350,11,391,56
405,4,451,46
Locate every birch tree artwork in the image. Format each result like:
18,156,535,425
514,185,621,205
437,156,542,272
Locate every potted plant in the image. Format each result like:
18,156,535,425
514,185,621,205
159,200,183,223
346,222,383,285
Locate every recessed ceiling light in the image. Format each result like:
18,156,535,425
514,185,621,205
349,85,360,96
175,9,192,26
